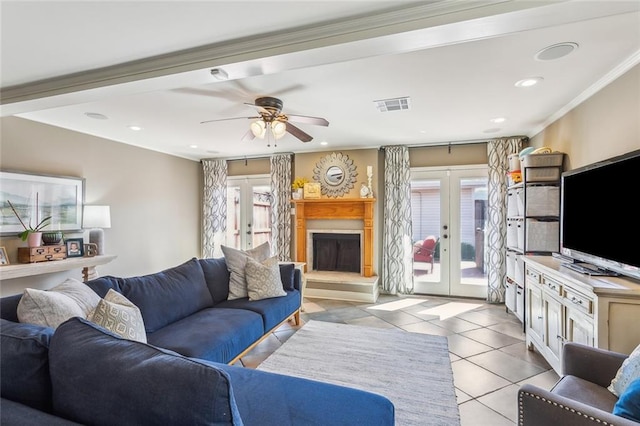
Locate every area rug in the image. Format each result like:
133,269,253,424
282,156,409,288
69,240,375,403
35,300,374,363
258,320,459,425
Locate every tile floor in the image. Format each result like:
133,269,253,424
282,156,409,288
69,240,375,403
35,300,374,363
239,294,560,426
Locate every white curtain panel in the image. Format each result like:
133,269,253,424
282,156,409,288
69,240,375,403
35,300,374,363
382,146,414,295
486,137,524,303
202,159,228,259
270,154,292,262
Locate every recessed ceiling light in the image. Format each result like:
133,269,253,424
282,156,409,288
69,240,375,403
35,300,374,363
419,130,427,134
483,128,501,133
85,112,108,120
515,77,543,88
189,144,198,149
535,42,579,61
320,141,328,146
490,117,506,123
128,125,143,131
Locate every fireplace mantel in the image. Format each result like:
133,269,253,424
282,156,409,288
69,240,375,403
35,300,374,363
292,198,375,277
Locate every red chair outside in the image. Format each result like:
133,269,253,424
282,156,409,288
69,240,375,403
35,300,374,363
413,236,438,274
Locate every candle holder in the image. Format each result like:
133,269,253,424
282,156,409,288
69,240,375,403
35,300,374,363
367,168,374,198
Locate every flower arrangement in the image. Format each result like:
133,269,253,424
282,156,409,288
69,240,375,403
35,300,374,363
291,177,309,190
6,193,52,241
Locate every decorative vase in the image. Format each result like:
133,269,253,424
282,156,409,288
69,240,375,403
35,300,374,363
292,188,303,200
42,231,64,245
27,232,43,248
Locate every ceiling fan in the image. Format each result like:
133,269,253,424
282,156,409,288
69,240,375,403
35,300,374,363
200,96,329,144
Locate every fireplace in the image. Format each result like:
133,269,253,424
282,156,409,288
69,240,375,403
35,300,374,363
309,231,362,273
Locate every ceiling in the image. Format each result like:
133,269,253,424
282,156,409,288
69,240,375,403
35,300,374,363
2,1,639,162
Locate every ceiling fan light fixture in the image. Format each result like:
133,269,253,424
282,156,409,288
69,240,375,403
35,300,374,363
250,120,266,139
272,120,287,139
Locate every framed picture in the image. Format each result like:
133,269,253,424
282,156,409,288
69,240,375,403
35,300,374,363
66,238,84,258
1,171,84,236
0,247,9,265
303,182,321,199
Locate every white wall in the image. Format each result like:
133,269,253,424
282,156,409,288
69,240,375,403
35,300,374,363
1,117,201,295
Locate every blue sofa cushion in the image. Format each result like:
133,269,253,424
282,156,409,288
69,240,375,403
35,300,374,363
147,308,264,364
84,275,122,298
199,257,231,304
614,377,640,422
49,317,244,426
1,398,83,425
279,263,295,291
215,290,300,332
0,294,22,322
211,362,395,426
118,258,214,332
0,319,54,412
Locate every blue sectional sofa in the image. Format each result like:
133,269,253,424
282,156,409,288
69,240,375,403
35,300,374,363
0,257,395,425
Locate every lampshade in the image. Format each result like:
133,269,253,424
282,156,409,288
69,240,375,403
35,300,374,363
83,205,111,229
250,120,266,139
272,120,287,139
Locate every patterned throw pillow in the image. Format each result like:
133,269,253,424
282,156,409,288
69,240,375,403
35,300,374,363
89,290,147,343
245,256,286,301
17,278,102,328
221,242,271,300
609,343,640,397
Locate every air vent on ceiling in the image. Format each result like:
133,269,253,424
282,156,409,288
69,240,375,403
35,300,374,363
374,97,411,112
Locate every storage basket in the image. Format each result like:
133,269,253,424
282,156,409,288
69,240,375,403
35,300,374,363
507,219,520,249
524,167,561,182
505,278,517,312
524,186,560,216
521,153,564,168
521,219,559,252
507,189,520,217
508,154,521,172
506,251,516,278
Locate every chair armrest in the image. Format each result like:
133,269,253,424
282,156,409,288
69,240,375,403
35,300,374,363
518,384,638,426
563,342,628,388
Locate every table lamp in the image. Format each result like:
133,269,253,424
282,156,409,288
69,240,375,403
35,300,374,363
83,205,111,255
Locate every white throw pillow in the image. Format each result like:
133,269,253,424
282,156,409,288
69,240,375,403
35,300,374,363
89,289,147,343
609,343,640,397
245,256,286,301
17,278,101,328
221,242,271,300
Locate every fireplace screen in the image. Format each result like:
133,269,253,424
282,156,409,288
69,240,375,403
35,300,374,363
312,233,361,273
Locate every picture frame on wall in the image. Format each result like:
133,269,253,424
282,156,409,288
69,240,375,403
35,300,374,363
66,238,84,258
0,171,85,236
0,247,9,265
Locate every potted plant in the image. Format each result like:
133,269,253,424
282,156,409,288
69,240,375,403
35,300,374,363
291,177,308,199
6,194,52,247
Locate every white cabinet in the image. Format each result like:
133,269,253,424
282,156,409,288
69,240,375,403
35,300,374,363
524,256,640,374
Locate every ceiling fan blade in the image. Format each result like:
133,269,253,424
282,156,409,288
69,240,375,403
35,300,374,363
243,102,270,114
241,129,256,142
286,122,313,143
200,116,258,124
286,114,329,127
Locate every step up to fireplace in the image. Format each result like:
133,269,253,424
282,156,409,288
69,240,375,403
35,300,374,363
304,271,379,303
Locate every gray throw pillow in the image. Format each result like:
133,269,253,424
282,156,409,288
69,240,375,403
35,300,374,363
221,242,271,300
89,289,147,343
246,256,286,301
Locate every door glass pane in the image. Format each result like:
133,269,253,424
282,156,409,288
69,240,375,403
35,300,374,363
458,177,488,286
411,178,441,283
252,185,272,248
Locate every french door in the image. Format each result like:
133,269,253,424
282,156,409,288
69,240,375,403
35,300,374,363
410,166,488,298
226,176,272,251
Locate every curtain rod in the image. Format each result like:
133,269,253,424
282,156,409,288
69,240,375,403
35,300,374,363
200,152,294,162
379,136,529,150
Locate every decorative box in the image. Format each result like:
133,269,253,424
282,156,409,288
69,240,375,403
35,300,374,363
303,183,321,199
18,245,67,263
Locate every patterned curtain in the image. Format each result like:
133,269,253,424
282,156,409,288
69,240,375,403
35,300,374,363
202,159,228,259
486,137,524,303
270,154,292,262
381,146,414,295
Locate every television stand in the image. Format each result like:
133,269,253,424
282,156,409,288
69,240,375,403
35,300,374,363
562,262,620,277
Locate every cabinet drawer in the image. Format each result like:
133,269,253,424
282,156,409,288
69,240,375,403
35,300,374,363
526,267,541,285
542,276,562,296
564,288,593,316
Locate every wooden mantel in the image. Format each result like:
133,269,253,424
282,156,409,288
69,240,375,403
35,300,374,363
293,198,375,277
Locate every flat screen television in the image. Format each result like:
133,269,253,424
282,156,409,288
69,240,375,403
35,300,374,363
560,149,640,280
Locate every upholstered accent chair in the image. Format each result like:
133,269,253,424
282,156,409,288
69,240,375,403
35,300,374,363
518,342,639,425
413,236,438,273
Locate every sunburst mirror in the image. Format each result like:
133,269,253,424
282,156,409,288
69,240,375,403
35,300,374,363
313,152,358,198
